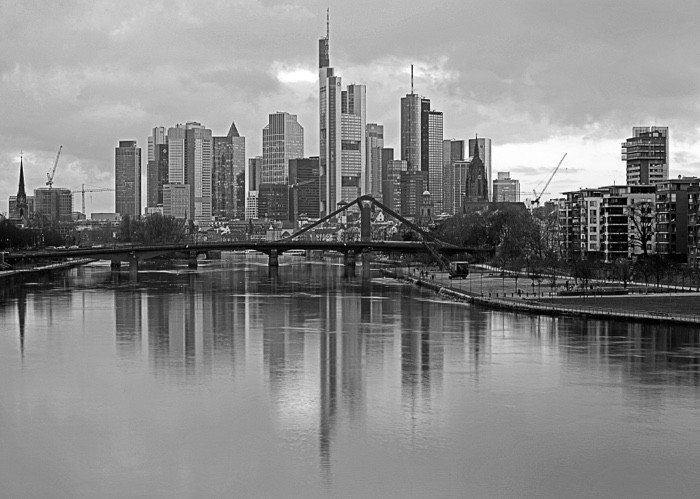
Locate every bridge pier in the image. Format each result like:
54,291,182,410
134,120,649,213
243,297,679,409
268,249,279,267
188,251,198,269
110,260,121,271
344,250,356,269
128,255,139,274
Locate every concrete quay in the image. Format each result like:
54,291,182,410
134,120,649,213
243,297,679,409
0,259,97,281
382,268,700,327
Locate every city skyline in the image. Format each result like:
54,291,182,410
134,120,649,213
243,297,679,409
2,1,700,216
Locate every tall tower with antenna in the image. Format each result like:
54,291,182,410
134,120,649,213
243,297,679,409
318,10,366,216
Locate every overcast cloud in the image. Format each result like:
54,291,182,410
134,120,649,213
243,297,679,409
2,0,700,215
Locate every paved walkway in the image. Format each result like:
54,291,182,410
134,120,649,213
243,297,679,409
384,264,700,326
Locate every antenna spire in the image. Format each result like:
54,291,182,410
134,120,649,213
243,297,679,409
326,8,329,39
411,64,414,94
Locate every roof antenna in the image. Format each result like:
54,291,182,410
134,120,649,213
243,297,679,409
411,64,414,94
326,8,329,39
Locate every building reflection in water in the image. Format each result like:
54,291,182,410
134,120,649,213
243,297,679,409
96,259,700,486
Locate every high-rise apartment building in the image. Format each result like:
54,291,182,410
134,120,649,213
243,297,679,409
262,112,303,185
319,25,366,215
115,140,141,218
366,123,384,197
213,121,245,220
493,172,520,202
468,137,492,201
621,126,669,185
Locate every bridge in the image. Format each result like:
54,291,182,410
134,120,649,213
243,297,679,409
3,196,473,273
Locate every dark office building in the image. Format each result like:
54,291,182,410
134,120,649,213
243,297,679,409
400,170,427,220
115,140,141,217
212,122,245,220
147,143,168,208
289,157,320,221
257,183,290,221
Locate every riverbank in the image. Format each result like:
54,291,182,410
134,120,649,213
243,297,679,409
382,268,700,326
0,258,97,281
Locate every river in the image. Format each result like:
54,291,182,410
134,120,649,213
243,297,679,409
1,255,699,498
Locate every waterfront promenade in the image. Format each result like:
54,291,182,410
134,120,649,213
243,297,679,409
384,264,700,326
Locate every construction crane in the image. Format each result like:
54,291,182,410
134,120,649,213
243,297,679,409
73,184,114,214
532,153,567,207
46,145,63,188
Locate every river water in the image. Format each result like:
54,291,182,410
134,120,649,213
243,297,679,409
1,256,700,498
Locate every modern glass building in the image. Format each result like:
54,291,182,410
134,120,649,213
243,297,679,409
115,140,141,218
262,112,303,185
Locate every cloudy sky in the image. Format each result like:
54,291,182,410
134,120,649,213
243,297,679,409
2,0,700,216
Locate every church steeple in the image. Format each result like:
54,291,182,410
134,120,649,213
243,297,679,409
17,155,26,198
472,134,480,161
15,154,28,222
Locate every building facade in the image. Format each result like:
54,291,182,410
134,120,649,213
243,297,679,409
289,157,320,221
115,140,141,218
164,122,213,223
34,188,73,223
655,177,699,259
493,172,520,202
163,184,191,219
400,170,427,220
442,140,465,215
213,121,245,220
622,126,669,185
262,112,303,185
427,111,444,213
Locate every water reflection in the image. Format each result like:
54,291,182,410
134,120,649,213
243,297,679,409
2,260,700,496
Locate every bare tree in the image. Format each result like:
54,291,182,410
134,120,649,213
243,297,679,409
627,201,654,257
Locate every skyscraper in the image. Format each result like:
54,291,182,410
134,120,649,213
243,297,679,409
443,140,465,215
318,18,366,215
165,122,213,223
262,112,303,185
212,121,245,220
427,110,444,212
366,123,384,197
400,75,443,211
468,137,492,201
115,140,141,217
621,126,669,185
289,157,320,221
147,127,168,212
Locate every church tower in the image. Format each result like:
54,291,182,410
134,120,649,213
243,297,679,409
14,155,29,224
